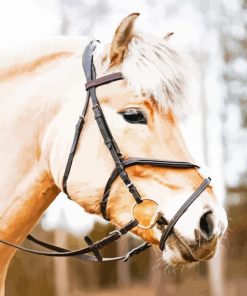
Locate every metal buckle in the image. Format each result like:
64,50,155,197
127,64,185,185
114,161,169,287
131,199,159,230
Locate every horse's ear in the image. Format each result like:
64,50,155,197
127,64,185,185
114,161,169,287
164,32,174,41
109,13,140,67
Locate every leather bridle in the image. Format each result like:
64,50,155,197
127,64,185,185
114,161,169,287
0,41,211,262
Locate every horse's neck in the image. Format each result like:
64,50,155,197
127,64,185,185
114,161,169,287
0,51,83,274
0,173,59,295
0,169,59,263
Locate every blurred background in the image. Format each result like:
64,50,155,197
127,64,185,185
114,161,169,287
1,0,247,295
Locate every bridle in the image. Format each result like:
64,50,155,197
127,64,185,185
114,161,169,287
0,41,211,262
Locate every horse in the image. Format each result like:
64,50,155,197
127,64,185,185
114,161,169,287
0,13,227,295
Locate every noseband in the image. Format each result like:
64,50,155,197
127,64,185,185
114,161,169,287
0,41,211,262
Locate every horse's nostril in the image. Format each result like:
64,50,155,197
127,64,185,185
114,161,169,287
199,211,214,240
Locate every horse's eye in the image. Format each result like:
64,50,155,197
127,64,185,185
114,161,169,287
119,109,147,124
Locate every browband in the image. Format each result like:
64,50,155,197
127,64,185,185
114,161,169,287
85,72,124,90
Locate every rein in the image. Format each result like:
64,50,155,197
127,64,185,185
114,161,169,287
0,40,211,262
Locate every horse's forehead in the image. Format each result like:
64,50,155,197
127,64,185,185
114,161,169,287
97,79,161,112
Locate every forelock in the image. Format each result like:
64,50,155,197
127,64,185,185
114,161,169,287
121,32,198,120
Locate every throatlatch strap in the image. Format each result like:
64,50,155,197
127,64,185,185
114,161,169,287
62,92,90,197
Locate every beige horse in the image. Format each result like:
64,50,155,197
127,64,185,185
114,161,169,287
0,13,227,295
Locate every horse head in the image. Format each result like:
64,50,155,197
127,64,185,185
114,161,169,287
49,13,227,265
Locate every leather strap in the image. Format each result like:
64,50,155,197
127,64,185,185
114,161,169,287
85,72,124,90
27,234,151,262
0,219,142,260
83,45,144,208
100,158,199,220
62,92,90,197
159,177,211,250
